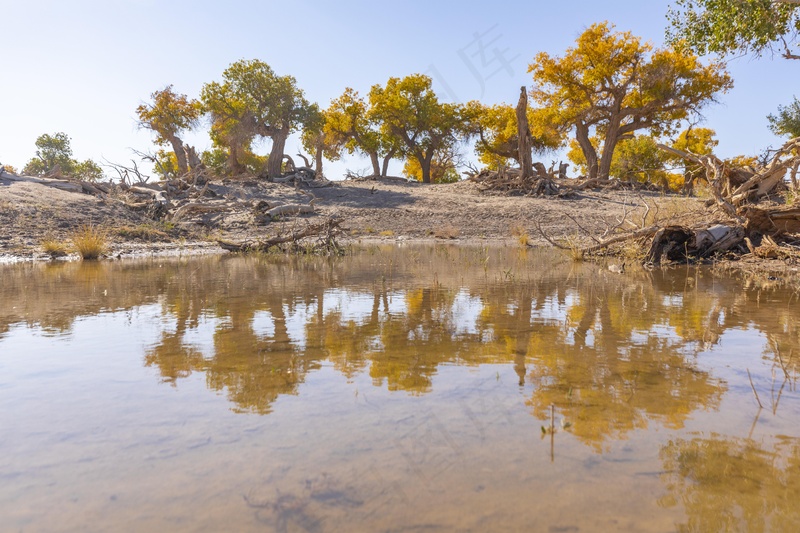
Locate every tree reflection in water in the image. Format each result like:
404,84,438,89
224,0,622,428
0,246,797,430
660,435,800,532
3,246,800,529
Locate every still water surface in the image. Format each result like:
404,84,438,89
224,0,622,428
1,245,799,532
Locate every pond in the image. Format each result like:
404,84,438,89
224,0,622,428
1,245,799,532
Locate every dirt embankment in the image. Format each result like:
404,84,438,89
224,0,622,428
6,172,799,286
1,174,698,257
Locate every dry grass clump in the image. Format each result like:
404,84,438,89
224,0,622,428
510,224,530,247
433,225,460,239
379,230,395,237
71,225,108,260
116,224,170,242
41,238,69,259
563,234,585,262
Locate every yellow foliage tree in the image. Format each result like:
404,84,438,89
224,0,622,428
668,127,719,193
568,134,680,190
323,88,398,177
402,152,460,183
369,74,467,184
529,22,732,181
201,59,317,177
136,85,202,176
465,101,563,170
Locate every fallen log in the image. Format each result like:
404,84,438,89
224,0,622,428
1,169,89,194
218,218,344,253
170,202,228,222
645,224,744,264
265,203,314,218
534,220,659,255
741,205,800,235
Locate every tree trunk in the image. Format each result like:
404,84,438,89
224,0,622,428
168,135,188,175
381,147,397,177
267,130,289,179
598,122,620,181
575,122,598,180
184,145,204,172
420,152,433,184
314,143,324,177
516,87,534,179
369,151,381,176
227,144,246,175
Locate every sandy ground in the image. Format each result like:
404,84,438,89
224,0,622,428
2,173,797,286
1,175,701,258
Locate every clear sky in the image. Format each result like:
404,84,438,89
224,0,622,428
1,0,796,178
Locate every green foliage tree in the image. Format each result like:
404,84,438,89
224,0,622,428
201,59,317,178
23,132,104,182
529,22,732,181
72,159,105,182
136,85,202,175
369,74,467,184
465,101,563,170
323,87,398,177
667,0,800,60
768,96,800,137
24,132,74,176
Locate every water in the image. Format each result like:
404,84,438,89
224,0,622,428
1,246,798,532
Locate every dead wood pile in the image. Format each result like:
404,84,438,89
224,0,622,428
217,217,345,255
643,137,800,264
536,137,800,265
469,163,564,195
469,163,663,196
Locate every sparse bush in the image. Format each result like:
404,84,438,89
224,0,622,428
71,225,107,260
434,225,460,239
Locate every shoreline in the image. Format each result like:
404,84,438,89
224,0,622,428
2,175,797,287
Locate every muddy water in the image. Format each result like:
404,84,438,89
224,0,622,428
1,245,799,532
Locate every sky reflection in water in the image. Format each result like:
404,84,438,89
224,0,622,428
1,246,798,532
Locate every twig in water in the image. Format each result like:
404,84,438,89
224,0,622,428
774,342,791,380
747,368,763,409
534,221,571,250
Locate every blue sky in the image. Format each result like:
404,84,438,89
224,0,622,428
1,0,796,178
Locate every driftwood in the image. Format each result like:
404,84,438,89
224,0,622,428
535,220,659,255
170,202,229,222
0,168,106,195
265,204,314,218
470,166,561,195
659,138,799,213
217,218,344,254
272,167,333,188
740,204,800,235
645,224,744,264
